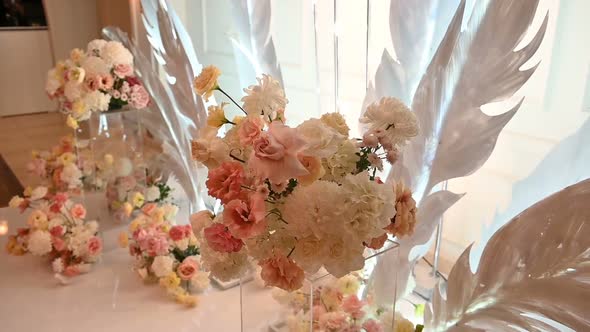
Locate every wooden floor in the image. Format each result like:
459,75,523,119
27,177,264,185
0,112,70,188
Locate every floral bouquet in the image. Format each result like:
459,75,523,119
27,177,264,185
46,39,150,129
190,66,419,291
26,135,86,193
273,275,419,332
119,203,209,307
6,186,102,283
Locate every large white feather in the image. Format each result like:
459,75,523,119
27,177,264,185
426,178,590,331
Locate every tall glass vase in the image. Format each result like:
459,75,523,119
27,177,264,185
240,240,400,332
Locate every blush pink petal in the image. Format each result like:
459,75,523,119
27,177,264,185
222,195,266,239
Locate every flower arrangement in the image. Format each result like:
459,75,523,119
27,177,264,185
190,66,419,291
273,275,420,332
119,203,209,307
6,186,102,283
46,39,150,129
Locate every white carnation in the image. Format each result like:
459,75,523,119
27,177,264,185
81,55,110,76
241,74,288,120
100,41,133,66
144,186,160,202
87,39,107,56
64,81,83,102
151,255,174,278
83,90,111,112
60,163,82,189
28,230,52,256
297,118,344,158
360,97,419,148
340,172,396,241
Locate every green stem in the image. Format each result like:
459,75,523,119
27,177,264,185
217,87,247,115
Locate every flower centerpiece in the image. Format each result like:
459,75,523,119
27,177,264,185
189,66,419,291
6,186,102,283
119,203,209,307
46,39,150,129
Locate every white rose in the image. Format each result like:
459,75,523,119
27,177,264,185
151,255,174,278
28,230,53,256
100,41,133,66
144,186,160,202
30,186,48,200
297,118,344,158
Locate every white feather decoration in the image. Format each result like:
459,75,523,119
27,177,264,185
229,0,284,87
426,178,590,331
368,0,548,299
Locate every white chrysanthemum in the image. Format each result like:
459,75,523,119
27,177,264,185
100,41,133,66
297,118,345,158
60,163,82,189
144,186,160,202
340,173,396,241
321,139,359,182
200,240,249,281
28,230,52,256
81,56,110,76
52,258,64,273
151,255,174,278
83,90,111,112
45,69,62,95
241,74,288,120
281,180,343,240
87,39,107,56
64,81,83,102
360,97,419,148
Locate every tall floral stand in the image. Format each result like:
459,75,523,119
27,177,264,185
240,240,400,332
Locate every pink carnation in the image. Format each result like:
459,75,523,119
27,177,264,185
129,84,150,109
52,236,66,251
87,236,102,256
203,223,243,253
259,254,305,291
362,319,384,332
238,116,264,145
223,195,266,239
206,161,246,204
169,225,188,241
50,225,64,237
137,227,168,256
114,64,134,78
248,122,308,184
177,257,199,281
318,311,348,331
70,204,87,219
342,295,366,319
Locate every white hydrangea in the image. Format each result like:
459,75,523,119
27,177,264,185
100,41,133,66
151,255,174,278
81,56,110,76
87,39,107,56
321,139,359,182
360,97,419,148
64,81,83,102
340,172,396,241
297,118,345,158
241,74,288,120
60,163,82,189
83,90,111,112
28,230,52,256
144,186,160,202
322,237,365,277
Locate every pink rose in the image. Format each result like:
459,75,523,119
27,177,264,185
114,64,134,78
169,225,187,241
52,236,66,251
248,123,308,184
223,195,266,239
138,228,169,256
99,74,114,90
342,295,366,319
362,319,384,332
238,116,264,145
70,204,87,219
203,223,243,253
177,257,199,281
87,236,102,256
50,225,64,237
26,159,46,177
129,84,150,109
318,311,348,331
259,254,305,291
141,202,157,216
190,210,213,234
206,162,246,204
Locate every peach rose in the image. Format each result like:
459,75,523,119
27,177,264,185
296,155,325,185
177,257,199,281
70,204,87,219
223,195,266,239
193,65,220,101
259,254,304,291
238,115,264,145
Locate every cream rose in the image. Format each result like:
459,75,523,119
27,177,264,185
297,118,344,158
193,65,221,101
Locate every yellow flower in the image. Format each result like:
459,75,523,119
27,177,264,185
118,232,129,248
6,236,26,256
181,294,198,308
159,272,181,290
23,186,32,197
58,152,77,166
122,202,134,217
232,115,245,125
128,218,143,232
70,48,85,63
71,100,87,117
193,65,221,101
66,115,79,129
131,192,145,208
206,102,230,128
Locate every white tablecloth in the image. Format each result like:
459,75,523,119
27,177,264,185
0,193,280,332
